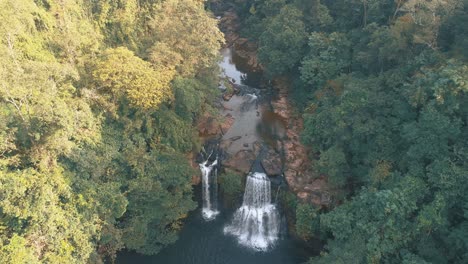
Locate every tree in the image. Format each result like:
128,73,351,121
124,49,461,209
300,32,351,89
148,0,225,77
0,168,100,263
295,203,319,240
0,0,223,261
258,5,307,76
92,47,175,109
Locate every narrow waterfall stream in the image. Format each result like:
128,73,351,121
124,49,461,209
224,172,280,250
199,155,219,220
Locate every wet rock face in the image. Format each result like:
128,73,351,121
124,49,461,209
261,148,282,176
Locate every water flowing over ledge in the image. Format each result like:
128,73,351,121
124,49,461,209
224,172,280,251
199,154,219,221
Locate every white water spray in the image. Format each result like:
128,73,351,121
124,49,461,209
199,155,219,221
246,93,258,102
224,172,280,251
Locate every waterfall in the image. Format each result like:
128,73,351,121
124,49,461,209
224,172,280,251
199,156,219,221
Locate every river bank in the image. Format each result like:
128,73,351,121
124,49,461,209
116,27,318,264
201,3,331,208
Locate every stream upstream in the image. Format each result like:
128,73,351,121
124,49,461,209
117,48,311,264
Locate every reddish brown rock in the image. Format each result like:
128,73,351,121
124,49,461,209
261,149,282,176
197,113,219,136
270,77,330,207
223,150,255,174
310,193,321,205
298,192,309,200
223,92,234,101
192,174,201,185
284,169,298,190
220,114,235,134
289,158,304,171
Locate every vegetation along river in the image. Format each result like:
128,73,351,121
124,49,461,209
117,47,312,264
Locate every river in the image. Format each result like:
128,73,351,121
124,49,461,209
116,47,312,264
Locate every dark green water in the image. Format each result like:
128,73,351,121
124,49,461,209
117,207,311,264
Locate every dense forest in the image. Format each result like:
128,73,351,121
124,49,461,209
0,0,223,262
1,0,467,263
226,0,468,263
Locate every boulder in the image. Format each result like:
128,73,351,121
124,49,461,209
261,149,282,176
223,92,234,101
298,192,309,200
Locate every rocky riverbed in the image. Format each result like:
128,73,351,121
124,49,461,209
194,4,330,207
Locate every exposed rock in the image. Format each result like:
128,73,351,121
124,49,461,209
197,113,234,137
261,148,282,176
219,10,240,47
223,92,234,101
223,150,256,174
284,169,298,191
219,139,233,150
197,113,219,136
218,9,262,72
252,141,263,155
310,192,321,205
298,192,309,200
192,174,201,185
220,114,235,134
229,136,242,141
270,77,330,207
195,7,331,209
223,104,233,111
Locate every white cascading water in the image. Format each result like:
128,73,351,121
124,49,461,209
224,172,280,251
199,156,219,221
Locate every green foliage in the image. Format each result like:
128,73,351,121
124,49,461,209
258,5,307,76
295,203,319,240
302,60,468,262
235,0,468,262
0,167,99,263
300,32,351,89
122,152,196,254
93,47,175,109
0,235,38,264
0,0,223,262
154,108,199,152
173,77,204,122
278,189,299,210
148,0,225,77
219,170,244,207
